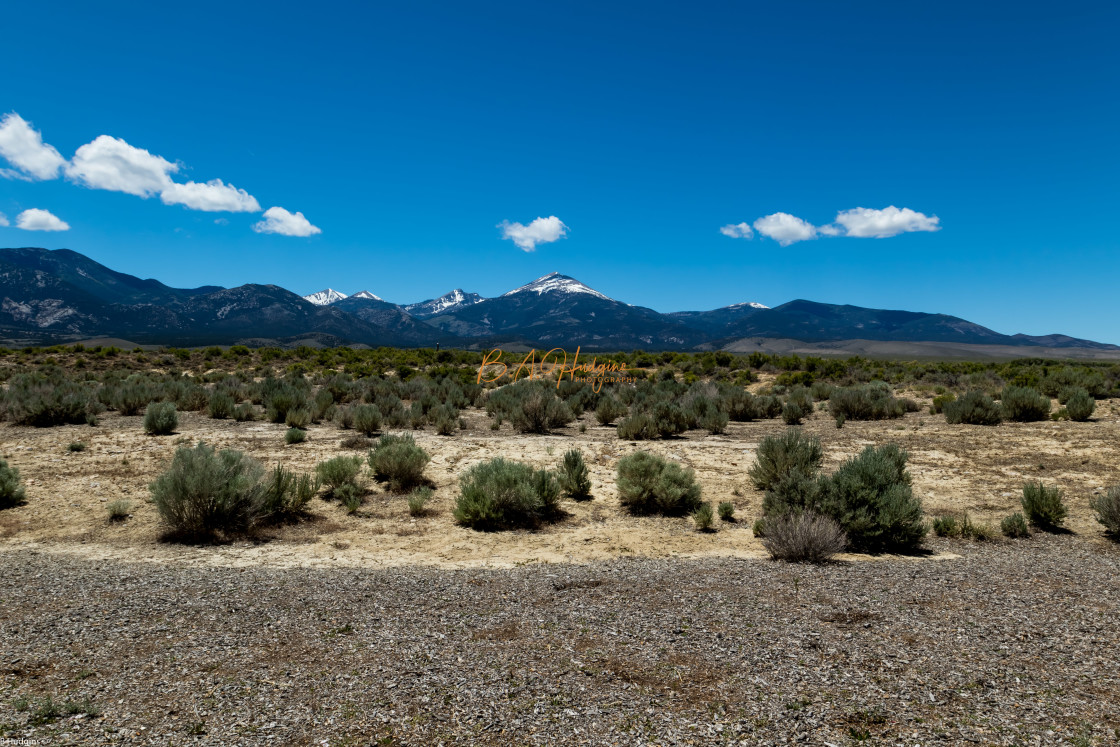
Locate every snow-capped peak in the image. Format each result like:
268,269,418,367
726,301,769,310
350,290,383,301
403,289,483,317
303,288,348,306
501,272,611,301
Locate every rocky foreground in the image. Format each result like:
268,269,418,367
1,535,1117,746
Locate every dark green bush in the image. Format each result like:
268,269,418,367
431,404,459,436
149,443,266,537
933,513,994,540
0,458,27,509
234,403,256,422
616,451,702,515
818,444,926,553
1090,485,1120,537
1001,512,1030,538
408,486,434,516
368,433,430,492
68,441,86,452
285,406,311,429
616,413,658,440
828,384,905,422
454,458,561,530
143,402,178,435
1000,386,1051,422
748,429,822,491
285,427,307,444
782,401,806,425
761,511,847,563
930,393,955,415
692,502,714,531
353,404,382,436
208,391,235,419
258,465,319,519
315,456,364,496
1021,480,1067,531
595,396,628,425
557,448,592,499
6,373,102,426
718,501,735,521
943,391,1003,425
1065,388,1095,421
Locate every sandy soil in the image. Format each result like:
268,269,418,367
3,392,1119,571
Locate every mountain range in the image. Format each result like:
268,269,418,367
1,247,1115,354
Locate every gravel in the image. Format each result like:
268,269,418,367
1,534,1118,745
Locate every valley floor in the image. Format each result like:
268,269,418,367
1,537,1117,745
2,400,1120,744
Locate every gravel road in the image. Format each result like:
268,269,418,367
1,534,1117,745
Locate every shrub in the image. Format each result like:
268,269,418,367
149,443,266,537
1000,386,1051,422
208,391,235,419
761,511,847,563
943,391,1002,425
748,429,822,491
353,404,382,436
285,427,307,444
334,404,355,430
557,448,592,500
454,458,561,530
1090,485,1120,537
431,404,458,436
336,483,363,513
700,408,729,435
692,502,715,531
782,401,805,425
315,456,364,496
368,434,430,492
408,486,433,517
68,441,86,452
285,406,311,429
106,499,131,521
1021,480,1067,531
617,413,658,440
762,469,829,517
929,393,955,415
595,396,627,425
828,385,905,422
1065,388,1095,422
1001,511,1030,538
0,458,27,509
616,451,702,515
718,501,735,521
933,513,994,540
234,403,256,422
818,444,926,553
6,373,102,426
258,465,319,519
143,402,178,435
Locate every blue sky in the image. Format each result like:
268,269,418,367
1,1,1118,342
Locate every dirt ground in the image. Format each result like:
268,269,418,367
3,390,1118,569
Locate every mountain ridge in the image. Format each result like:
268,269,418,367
1,247,1114,352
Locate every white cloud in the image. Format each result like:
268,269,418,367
498,215,568,252
252,206,321,237
65,134,178,196
831,206,940,238
161,179,260,212
0,211,8,226
0,113,66,180
752,212,818,246
16,208,70,231
719,222,754,239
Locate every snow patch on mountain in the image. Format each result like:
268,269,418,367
502,272,611,301
303,288,348,306
726,301,770,310
403,289,483,317
350,290,383,301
